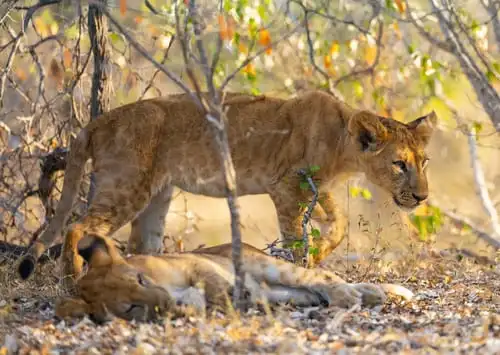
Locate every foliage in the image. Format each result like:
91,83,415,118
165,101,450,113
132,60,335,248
0,0,498,250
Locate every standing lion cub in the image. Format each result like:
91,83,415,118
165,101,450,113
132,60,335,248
55,235,414,323
17,90,436,286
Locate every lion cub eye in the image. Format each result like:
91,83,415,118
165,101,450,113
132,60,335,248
392,160,407,172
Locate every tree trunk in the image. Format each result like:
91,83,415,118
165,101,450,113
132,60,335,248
87,0,110,204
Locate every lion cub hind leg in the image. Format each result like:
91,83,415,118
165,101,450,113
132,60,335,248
128,185,174,255
60,168,155,290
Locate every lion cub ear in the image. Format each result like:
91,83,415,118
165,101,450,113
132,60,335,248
347,111,388,153
407,111,437,146
78,235,123,268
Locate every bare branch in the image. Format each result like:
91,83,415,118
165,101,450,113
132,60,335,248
334,22,384,87
440,96,500,245
430,0,500,131
94,0,201,107
297,169,319,268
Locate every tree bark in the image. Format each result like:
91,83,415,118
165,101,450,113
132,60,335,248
87,0,110,204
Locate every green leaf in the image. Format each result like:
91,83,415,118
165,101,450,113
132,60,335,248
298,201,308,209
486,70,496,83
308,247,319,256
309,165,320,174
299,181,310,191
64,23,79,40
311,228,321,239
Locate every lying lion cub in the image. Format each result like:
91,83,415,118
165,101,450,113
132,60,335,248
55,236,414,323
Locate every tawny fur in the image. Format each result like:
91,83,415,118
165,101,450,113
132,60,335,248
55,236,414,323
17,90,437,287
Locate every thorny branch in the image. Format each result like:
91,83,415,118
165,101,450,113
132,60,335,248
297,169,319,268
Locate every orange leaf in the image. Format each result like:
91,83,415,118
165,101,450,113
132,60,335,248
394,0,406,14
63,48,72,68
243,63,256,76
323,55,332,68
15,68,27,81
329,41,339,55
218,15,228,40
134,16,143,25
226,17,235,40
258,29,271,47
119,0,127,16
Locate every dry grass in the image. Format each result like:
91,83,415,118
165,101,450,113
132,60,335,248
0,247,498,354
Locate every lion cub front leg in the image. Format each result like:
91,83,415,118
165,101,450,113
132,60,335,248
310,192,347,266
270,184,346,267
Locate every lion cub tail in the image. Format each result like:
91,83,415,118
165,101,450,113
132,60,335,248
378,283,414,301
17,129,91,281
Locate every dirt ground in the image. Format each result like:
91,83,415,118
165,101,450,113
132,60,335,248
0,246,498,355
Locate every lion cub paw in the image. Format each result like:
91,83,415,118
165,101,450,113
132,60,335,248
351,283,387,307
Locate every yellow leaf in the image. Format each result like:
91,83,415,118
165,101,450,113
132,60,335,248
243,63,256,76
329,41,339,55
364,45,377,66
238,43,248,54
34,17,49,38
49,22,59,35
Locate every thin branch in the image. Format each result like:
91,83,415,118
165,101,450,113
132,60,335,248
440,96,500,245
334,22,384,87
430,0,500,131
219,24,301,91
297,169,319,268
429,200,500,249
0,34,20,109
94,0,201,107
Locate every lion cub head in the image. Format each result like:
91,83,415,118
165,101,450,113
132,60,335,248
347,110,437,210
56,235,176,323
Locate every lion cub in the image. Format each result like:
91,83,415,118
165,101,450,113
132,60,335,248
55,236,414,323
17,90,437,287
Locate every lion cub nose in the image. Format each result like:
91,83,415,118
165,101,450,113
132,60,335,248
412,193,428,202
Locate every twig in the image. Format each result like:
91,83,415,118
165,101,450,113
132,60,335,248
94,1,201,107
22,0,63,32
333,22,384,87
438,96,500,248
0,34,20,109
429,200,500,249
219,25,301,91
297,169,319,268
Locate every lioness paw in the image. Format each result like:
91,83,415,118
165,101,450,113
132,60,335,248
321,284,362,308
351,283,387,307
